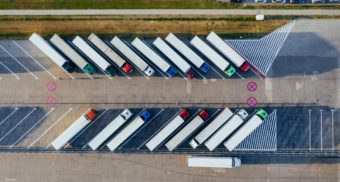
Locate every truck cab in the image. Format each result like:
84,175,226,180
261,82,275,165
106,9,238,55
62,62,76,73
179,109,190,120
106,66,117,76
144,66,155,77
84,109,97,121
239,62,250,72
237,109,249,120
84,64,96,75
121,63,133,74
200,63,210,73
199,109,209,121
256,109,268,120
121,109,133,120
166,67,177,78
140,110,151,121
186,69,196,79
225,65,236,77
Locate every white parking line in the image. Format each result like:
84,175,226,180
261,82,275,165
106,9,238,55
308,109,311,151
0,45,39,80
234,71,245,80
320,109,323,151
0,108,19,126
190,66,206,80
205,62,225,80
12,41,58,80
0,108,37,143
28,108,73,149
250,67,263,80
10,108,55,148
117,109,165,150
136,109,182,150
68,108,109,145
0,62,20,80
331,109,335,151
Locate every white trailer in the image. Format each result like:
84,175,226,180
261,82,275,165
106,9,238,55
146,110,189,151
88,109,133,150
51,109,96,150
187,156,241,168
165,33,210,73
72,36,116,76
224,109,268,151
204,109,249,151
110,36,155,77
29,33,75,73
87,33,133,74
190,36,235,77
153,37,195,79
189,108,233,149
206,32,250,72
106,110,151,151
131,38,176,78
165,114,206,151
50,34,96,75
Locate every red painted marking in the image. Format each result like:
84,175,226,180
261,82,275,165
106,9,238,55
247,81,257,92
247,97,257,108
47,96,56,107
47,81,56,91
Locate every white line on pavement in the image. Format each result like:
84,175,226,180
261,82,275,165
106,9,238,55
12,41,58,80
320,109,323,151
308,109,311,151
68,108,109,145
118,109,165,150
0,108,19,126
205,62,225,80
10,108,55,148
0,45,39,79
28,108,73,149
0,108,37,143
234,71,245,80
331,109,335,151
0,62,20,80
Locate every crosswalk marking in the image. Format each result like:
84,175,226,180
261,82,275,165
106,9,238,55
226,21,296,77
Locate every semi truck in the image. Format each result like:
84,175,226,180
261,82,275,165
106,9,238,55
206,32,250,72
50,34,96,75
146,109,190,151
190,36,236,77
189,108,234,149
224,109,268,151
87,33,133,74
106,110,151,151
88,109,133,150
204,109,249,151
110,36,155,77
165,33,210,73
187,156,241,168
51,109,96,150
131,38,177,78
72,36,116,76
165,110,209,151
153,37,195,79
29,33,75,73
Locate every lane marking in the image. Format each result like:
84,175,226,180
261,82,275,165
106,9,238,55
12,41,58,80
68,108,109,146
320,109,323,151
28,108,73,149
10,108,55,148
118,109,165,150
234,71,245,80
204,62,225,80
331,109,335,151
0,62,20,80
250,67,263,80
0,45,39,79
0,108,37,143
308,109,311,151
0,108,19,126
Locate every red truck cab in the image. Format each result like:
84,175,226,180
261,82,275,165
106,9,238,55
199,109,209,121
85,109,97,121
179,109,190,120
122,63,133,74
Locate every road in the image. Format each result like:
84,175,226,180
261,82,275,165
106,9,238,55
0,9,340,16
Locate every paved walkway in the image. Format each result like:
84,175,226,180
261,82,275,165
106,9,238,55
0,9,340,16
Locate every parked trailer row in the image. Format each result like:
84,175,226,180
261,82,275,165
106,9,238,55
30,33,250,79
50,108,268,152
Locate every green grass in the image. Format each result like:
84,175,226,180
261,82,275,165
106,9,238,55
0,0,339,9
